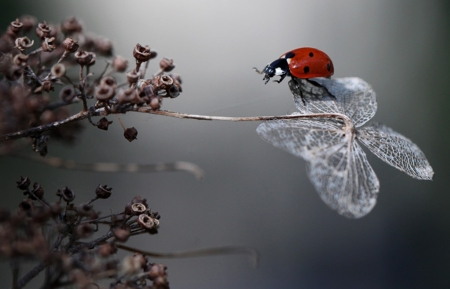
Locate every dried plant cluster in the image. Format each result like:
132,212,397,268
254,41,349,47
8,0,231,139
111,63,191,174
2,176,168,289
0,15,182,155
0,15,177,289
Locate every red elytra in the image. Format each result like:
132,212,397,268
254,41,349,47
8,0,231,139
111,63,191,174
282,47,334,79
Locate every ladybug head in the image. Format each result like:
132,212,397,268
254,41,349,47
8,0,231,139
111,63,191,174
254,58,289,84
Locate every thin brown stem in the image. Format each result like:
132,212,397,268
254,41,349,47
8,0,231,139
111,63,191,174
0,107,354,142
116,243,259,267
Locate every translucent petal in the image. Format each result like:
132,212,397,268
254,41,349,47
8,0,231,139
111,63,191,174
257,119,379,218
289,77,377,127
358,123,434,180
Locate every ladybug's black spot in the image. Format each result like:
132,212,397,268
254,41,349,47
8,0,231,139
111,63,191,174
303,66,310,74
309,52,314,57
327,63,331,71
285,51,295,58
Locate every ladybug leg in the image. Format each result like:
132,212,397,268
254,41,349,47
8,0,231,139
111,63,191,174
274,74,287,83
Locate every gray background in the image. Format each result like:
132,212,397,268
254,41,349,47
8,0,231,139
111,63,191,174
1,0,449,288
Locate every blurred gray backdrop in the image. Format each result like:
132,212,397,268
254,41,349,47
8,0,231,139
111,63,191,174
1,0,449,288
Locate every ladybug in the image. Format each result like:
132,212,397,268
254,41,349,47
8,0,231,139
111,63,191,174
254,47,334,84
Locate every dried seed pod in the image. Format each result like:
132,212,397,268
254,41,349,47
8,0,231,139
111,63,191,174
100,76,117,88
133,43,156,63
9,18,23,35
131,203,147,214
51,63,66,78
59,85,76,102
94,85,115,101
96,117,113,130
98,242,117,256
35,21,51,39
126,70,140,85
14,37,34,52
95,184,112,199
113,228,130,243
124,127,138,142
150,96,161,110
112,55,128,72
167,84,180,98
13,54,29,67
159,57,175,72
153,75,173,89
62,37,79,53
74,50,93,66
75,223,94,238
117,88,138,104
61,16,83,34
41,37,56,52
20,15,37,33
57,186,75,202
31,182,44,200
94,36,113,56
16,176,31,190
137,214,154,229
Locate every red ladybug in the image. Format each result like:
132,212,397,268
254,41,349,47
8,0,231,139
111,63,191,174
254,47,334,84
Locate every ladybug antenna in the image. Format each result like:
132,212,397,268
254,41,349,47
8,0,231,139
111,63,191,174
253,67,265,74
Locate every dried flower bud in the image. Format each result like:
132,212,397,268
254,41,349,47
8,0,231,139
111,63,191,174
124,127,138,142
20,15,37,33
126,70,140,85
35,21,51,39
61,16,83,34
138,214,155,229
62,37,79,53
133,43,156,63
74,50,93,66
96,117,113,130
14,37,34,52
59,85,76,102
159,58,175,72
112,55,128,72
57,186,75,202
94,36,113,56
95,184,112,199
94,84,115,101
13,54,28,67
113,228,130,242
86,52,96,66
16,176,31,190
51,63,66,78
31,182,44,200
10,19,23,34
41,37,56,52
